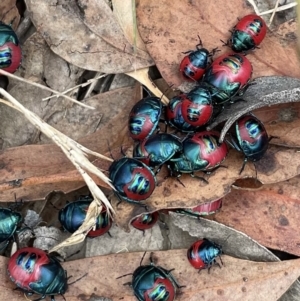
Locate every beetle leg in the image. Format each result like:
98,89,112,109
209,47,220,59
218,255,224,267
176,175,186,187
220,39,229,47
182,50,193,54
116,273,133,280
214,258,222,269
61,294,67,301
190,172,208,184
239,157,248,174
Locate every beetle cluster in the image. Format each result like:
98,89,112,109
2,14,271,301
109,14,269,208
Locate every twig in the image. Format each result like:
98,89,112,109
269,0,280,26
0,69,95,110
83,72,104,99
42,73,108,101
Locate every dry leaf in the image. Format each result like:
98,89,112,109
136,0,300,88
25,0,154,73
213,175,300,256
1,250,300,300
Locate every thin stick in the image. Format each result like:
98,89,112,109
83,72,103,99
269,0,280,26
0,69,95,110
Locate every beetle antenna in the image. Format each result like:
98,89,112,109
140,251,147,266
116,272,133,279
68,272,88,285
220,39,229,47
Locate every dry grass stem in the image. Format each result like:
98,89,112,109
0,69,95,109
259,2,297,16
42,73,108,101
269,0,280,26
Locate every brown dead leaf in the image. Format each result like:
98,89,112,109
25,0,154,73
1,250,300,300
214,176,300,256
136,0,300,88
0,0,20,30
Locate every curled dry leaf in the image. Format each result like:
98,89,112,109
2,250,300,300
213,175,300,257
25,0,154,73
136,0,300,89
207,76,300,142
0,0,20,29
